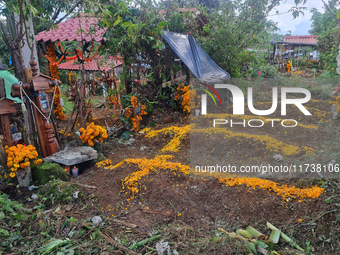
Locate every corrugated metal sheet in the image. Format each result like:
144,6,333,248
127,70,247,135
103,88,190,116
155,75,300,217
0,71,21,103
283,35,318,45
35,14,106,43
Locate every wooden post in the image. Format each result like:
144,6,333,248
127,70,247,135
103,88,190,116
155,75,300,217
0,135,6,167
186,69,191,85
0,78,13,147
24,67,37,147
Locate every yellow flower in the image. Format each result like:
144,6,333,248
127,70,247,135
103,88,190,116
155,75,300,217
9,172,15,178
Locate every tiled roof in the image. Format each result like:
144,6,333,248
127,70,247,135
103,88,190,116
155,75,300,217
283,35,318,45
58,57,122,71
35,14,106,42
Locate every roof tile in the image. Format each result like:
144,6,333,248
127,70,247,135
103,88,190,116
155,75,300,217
35,14,106,42
58,57,122,71
283,35,318,45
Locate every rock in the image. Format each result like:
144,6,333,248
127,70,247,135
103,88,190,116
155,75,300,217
31,194,38,200
273,154,284,162
0,60,8,70
44,146,98,166
92,216,102,226
118,138,136,146
32,162,69,185
128,138,135,145
140,146,147,151
73,191,80,199
331,105,338,119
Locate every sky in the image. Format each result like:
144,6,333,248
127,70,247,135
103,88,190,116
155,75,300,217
268,0,325,35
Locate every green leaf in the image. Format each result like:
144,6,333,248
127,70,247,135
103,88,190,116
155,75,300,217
157,21,167,28
0,229,10,237
121,131,134,140
105,30,111,40
113,16,122,27
5,204,14,213
337,9,340,19
245,241,257,254
256,240,269,249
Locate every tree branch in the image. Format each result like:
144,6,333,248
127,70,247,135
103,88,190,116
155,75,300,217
55,1,82,24
51,7,61,21
321,0,340,26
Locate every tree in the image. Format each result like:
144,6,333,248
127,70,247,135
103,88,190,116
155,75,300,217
97,0,198,95
309,7,334,35
197,0,284,77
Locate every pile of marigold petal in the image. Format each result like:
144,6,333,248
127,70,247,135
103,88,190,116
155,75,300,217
79,123,108,146
218,177,324,200
96,155,190,198
5,144,42,178
335,95,340,112
140,125,190,152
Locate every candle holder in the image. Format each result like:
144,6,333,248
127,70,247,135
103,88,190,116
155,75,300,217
64,166,70,174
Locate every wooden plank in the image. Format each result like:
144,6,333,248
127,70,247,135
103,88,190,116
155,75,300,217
25,68,33,81
0,78,5,98
32,76,50,91
0,115,12,147
0,135,6,168
0,99,17,114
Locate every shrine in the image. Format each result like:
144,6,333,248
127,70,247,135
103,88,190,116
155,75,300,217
11,61,60,158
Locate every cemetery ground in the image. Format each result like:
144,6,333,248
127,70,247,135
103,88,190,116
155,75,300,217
2,92,340,254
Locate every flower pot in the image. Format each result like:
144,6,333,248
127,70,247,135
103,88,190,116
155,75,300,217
93,142,102,153
16,166,32,187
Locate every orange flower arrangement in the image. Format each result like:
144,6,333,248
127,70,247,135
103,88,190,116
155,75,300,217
175,84,192,113
79,123,108,146
53,87,65,120
285,60,292,73
46,42,60,80
123,96,147,131
68,71,77,84
46,42,65,120
107,94,120,109
5,144,42,178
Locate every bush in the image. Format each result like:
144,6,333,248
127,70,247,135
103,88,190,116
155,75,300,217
32,162,69,185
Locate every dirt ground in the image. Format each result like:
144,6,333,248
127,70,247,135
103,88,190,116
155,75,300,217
63,99,339,254
4,96,340,254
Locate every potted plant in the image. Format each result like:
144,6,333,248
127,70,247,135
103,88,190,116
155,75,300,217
5,144,42,187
